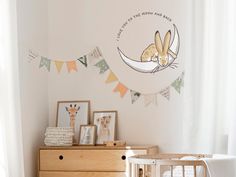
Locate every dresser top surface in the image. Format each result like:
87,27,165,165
39,145,158,150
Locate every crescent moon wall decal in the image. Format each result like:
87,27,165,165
118,24,180,73
117,47,159,73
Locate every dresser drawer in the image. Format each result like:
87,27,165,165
39,149,146,171
39,171,126,177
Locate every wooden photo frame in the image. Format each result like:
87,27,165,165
93,111,117,145
56,100,90,144
79,125,96,145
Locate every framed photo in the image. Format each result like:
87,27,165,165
79,125,96,145
93,111,117,145
56,100,90,144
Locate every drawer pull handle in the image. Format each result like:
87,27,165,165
59,155,64,160
121,155,126,160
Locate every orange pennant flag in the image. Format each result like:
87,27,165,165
106,71,118,83
66,61,77,72
54,60,64,73
113,82,128,97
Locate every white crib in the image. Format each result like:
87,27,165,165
128,154,211,177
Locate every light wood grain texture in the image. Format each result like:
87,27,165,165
40,149,146,171
129,154,209,177
39,171,126,177
39,145,158,177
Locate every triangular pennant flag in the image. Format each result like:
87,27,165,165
39,57,51,71
143,94,157,106
171,74,184,94
105,71,118,83
94,59,109,74
87,47,103,64
28,49,38,62
77,55,88,67
113,82,128,97
159,87,170,100
181,72,185,87
130,90,141,104
66,60,77,72
54,60,64,73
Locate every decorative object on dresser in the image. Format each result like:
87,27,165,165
38,145,158,177
78,125,96,145
56,100,90,144
93,110,117,145
44,127,74,146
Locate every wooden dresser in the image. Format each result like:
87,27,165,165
38,145,158,177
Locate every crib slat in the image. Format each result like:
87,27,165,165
144,165,147,177
151,165,156,177
128,163,132,177
204,165,207,177
155,165,161,177
171,165,173,177
182,166,185,177
194,165,197,177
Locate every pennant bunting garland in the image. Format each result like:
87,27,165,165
130,90,141,104
143,94,157,107
77,55,87,67
94,59,109,74
105,71,118,83
28,49,38,62
90,47,102,58
87,47,102,64
54,60,64,73
29,47,185,107
66,61,77,72
113,82,128,97
181,72,185,87
39,57,51,71
171,74,184,94
159,87,170,100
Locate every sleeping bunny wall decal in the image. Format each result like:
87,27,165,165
118,24,180,73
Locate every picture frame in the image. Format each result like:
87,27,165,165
78,125,96,145
93,110,117,145
56,100,90,144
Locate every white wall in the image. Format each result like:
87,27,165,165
47,0,192,152
17,0,48,177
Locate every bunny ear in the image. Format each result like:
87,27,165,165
163,30,171,55
155,31,163,53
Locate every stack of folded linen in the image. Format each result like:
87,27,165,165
44,127,74,146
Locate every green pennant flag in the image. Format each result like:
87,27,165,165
94,59,109,74
77,55,88,67
130,90,141,104
171,74,184,94
181,72,185,87
39,56,51,71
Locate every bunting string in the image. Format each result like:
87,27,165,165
29,46,184,107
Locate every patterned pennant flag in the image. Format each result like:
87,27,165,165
113,82,128,97
105,71,118,83
87,47,103,64
94,59,109,74
143,94,157,106
54,60,64,73
66,60,78,72
39,57,51,71
130,90,141,104
171,74,184,94
28,49,38,62
77,55,87,67
159,87,170,100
